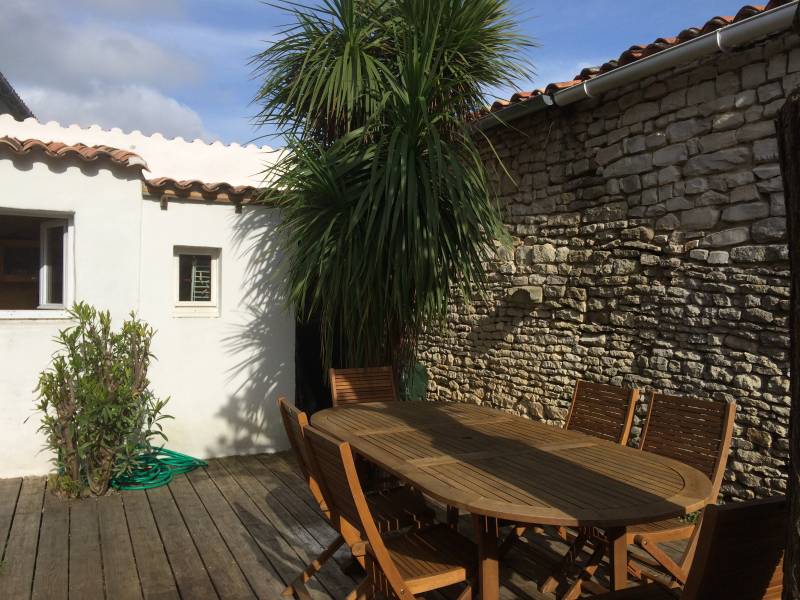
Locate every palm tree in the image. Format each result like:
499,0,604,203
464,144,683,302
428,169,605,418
252,0,533,374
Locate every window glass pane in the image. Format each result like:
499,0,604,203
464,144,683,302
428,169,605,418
46,226,64,304
178,254,212,302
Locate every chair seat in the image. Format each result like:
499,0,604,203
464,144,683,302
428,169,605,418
367,486,436,533
592,582,677,599
628,518,694,542
374,524,476,594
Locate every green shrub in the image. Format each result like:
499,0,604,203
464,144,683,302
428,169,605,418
35,303,171,497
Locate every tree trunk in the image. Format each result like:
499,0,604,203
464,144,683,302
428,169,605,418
777,88,800,600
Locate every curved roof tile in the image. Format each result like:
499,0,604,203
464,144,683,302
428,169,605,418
144,177,260,204
483,0,792,117
0,136,147,170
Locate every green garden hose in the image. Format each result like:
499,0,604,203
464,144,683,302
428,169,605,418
111,448,207,491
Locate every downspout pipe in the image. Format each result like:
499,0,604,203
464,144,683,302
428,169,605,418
477,1,798,130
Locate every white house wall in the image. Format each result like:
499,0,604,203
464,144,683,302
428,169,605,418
0,123,293,478
138,199,293,461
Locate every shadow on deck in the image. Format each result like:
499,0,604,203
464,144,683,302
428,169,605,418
0,452,683,599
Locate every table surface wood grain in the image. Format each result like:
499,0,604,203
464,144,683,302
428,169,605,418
311,401,712,528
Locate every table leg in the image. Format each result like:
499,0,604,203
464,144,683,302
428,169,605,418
473,515,499,600
606,527,629,591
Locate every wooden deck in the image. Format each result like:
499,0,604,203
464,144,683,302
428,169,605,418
0,452,671,599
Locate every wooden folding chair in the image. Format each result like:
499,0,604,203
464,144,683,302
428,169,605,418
277,397,435,599
501,380,639,557
591,496,786,600
329,366,399,406
304,424,476,600
556,393,736,600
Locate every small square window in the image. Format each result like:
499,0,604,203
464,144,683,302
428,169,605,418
178,254,213,302
173,247,220,316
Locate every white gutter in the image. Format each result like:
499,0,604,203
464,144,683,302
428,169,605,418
478,1,798,130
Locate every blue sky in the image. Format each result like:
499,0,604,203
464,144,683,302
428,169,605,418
3,0,750,148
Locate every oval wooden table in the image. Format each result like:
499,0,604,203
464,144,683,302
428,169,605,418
312,401,712,599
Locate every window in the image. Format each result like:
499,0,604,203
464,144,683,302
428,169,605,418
0,214,70,312
173,247,220,316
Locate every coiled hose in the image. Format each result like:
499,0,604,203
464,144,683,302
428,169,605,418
111,448,207,491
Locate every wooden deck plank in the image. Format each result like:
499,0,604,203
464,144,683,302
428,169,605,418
0,452,572,600
122,490,180,600
31,488,69,600
203,459,331,600
186,465,285,599
220,455,357,598
0,477,22,559
167,474,255,600
245,454,352,568
68,497,105,600
98,494,143,600
0,476,45,600
146,485,218,600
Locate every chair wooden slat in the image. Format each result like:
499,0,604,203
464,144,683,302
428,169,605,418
639,393,736,501
304,425,475,600
565,380,639,446
597,497,786,600
330,367,398,406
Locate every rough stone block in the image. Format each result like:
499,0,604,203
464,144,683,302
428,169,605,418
653,143,688,166
623,135,647,154
771,192,786,217
685,177,709,195
596,143,624,166
684,147,750,176
753,138,779,163
752,217,787,242
622,102,660,126
708,250,730,264
712,112,745,131
689,248,709,261
701,227,751,247
657,166,681,185
655,213,680,231
730,244,789,262
737,120,775,142
506,286,543,305
604,154,653,177
730,185,760,204
699,131,737,153
742,62,767,88
722,201,770,222
757,81,783,104
682,207,720,230
666,118,711,143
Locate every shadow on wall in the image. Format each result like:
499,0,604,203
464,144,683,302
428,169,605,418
213,205,291,456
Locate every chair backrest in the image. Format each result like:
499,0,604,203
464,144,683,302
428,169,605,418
564,380,639,445
683,496,785,600
304,425,413,600
639,393,736,502
276,397,326,510
329,366,398,406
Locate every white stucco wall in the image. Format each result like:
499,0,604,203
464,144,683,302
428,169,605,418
0,120,293,477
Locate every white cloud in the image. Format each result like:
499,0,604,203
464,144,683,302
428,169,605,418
0,1,198,94
20,84,207,140
0,0,207,138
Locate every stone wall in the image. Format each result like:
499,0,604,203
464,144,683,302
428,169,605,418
419,30,800,501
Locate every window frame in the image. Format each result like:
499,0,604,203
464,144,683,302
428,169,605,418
172,246,221,317
38,220,68,309
0,210,73,320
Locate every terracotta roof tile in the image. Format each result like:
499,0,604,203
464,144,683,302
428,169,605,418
144,177,260,204
483,0,793,117
0,136,147,170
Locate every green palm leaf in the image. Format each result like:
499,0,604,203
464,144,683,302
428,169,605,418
253,0,534,371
